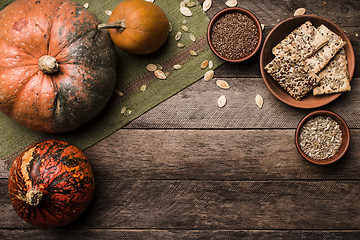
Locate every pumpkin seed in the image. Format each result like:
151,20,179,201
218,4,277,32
218,95,227,108
180,2,186,7
182,19,187,24
255,95,263,109
156,64,163,71
201,60,209,69
175,32,182,41
168,22,172,32
115,90,124,96
189,50,198,56
120,106,127,114
184,0,190,3
261,23,265,30
204,70,214,81
208,60,214,69
189,33,196,42
177,43,185,48
216,80,230,89
180,6,192,16
225,0,237,7
140,85,147,92
83,3,89,9
124,109,132,116
187,1,197,7
181,25,189,32
146,64,157,71
294,8,306,16
202,0,212,11
105,10,112,16
173,64,182,70
154,70,166,79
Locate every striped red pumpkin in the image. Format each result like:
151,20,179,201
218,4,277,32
8,140,95,228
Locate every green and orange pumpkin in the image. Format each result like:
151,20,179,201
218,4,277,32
0,0,117,133
8,140,95,228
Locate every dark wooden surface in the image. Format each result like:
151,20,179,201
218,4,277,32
1,0,360,239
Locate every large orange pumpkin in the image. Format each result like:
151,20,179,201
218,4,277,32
98,0,169,55
0,0,117,133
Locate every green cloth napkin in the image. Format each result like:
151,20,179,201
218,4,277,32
0,0,223,165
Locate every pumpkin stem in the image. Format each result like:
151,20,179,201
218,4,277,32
97,20,126,32
25,188,43,207
38,55,59,74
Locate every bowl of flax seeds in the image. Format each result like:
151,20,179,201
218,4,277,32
295,110,350,165
207,7,262,62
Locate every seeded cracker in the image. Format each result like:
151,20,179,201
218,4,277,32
265,56,320,100
305,25,346,74
272,21,328,61
313,48,351,95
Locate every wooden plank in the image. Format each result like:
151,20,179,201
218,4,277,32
2,129,360,180
1,179,359,229
0,229,359,240
126,77,360,129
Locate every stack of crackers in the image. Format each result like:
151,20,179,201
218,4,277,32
265,21,351,100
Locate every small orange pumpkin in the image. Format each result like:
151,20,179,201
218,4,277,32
98,0,169,55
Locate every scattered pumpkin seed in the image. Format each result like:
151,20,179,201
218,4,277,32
202,0,212,11
261,23,265,30
156,64,163,71
168,22,172,32
175,32,182,41
146,64,157,71
83,3,89,9
225,0,237,7
255,95,263,109
187,1,197,7
124,109,132,116
154,70,166,79
182,19,187,24
204,70,214,81
180,2,186,7
177,43,185,48
201,60,209,69
165,71,171,77
105,10,112,16
218,95,227,108
115,90,124,96
189,33,196,42
140,85,147,92
294,8,306,16
208,60,214,69
184,0,190,3
189,50,198,56
181,25,189,32
180,6,192,16
120,106,127,114
173,64,182,70
216,80,230,89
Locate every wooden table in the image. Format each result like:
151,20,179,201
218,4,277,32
1,0,359,239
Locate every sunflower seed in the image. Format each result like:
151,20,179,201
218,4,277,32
203,0,212,11
204,70,214,81
168,22,172,32
140,85,147,92
105,10,112,16
175,32,182,41
173,64,182,70
83,3,89,9
181,25,189,32
180,6,192,16
154,70,166,79
124,109,132,116
115,90,124,96
189,33,196,42
120,106,127,114
146,64,157,71
187,1,197,7
189,50,198,56
201,60,209,69
255,95,263,108
225,0,237,7
208,60,214,69
261,23,265,30
216,80,230,89
177,43,185,48
218,95,227,108
294,8,306,16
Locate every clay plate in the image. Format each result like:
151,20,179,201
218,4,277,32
295,110,350,165
207,7,262,62
260,15,355,109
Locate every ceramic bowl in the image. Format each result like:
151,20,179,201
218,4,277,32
295,110,350,165
207,7,262,62
260,15,355,109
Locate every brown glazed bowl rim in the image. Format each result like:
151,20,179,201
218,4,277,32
295,110,350,165
260,15,355,109
207,7,263,62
